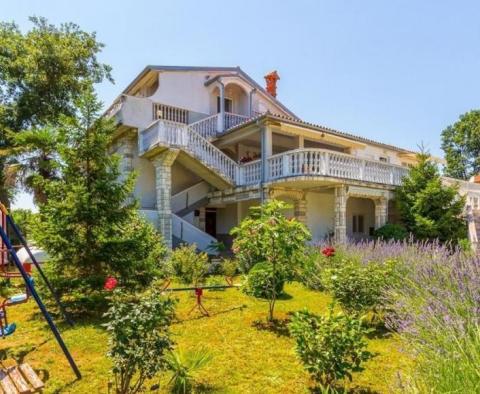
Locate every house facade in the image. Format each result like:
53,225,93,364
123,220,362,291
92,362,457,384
106,66,480,252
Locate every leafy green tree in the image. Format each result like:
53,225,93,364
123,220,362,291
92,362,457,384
231,200,311,321
395,152,466,243
33,91,166,313
0,16,112,203
10,208,35,242
1,128,60,204
441,110,480,180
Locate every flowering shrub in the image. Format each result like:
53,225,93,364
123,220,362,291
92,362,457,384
325,259,396,319
326,239,480,392
289,306,372,387
321,246,335,257
104,277,118,291
104,289,176,394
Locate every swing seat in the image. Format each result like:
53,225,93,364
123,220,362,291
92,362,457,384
7,294,27,305
0,323,16,337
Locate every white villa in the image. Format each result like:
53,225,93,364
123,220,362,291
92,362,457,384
106,65,480,252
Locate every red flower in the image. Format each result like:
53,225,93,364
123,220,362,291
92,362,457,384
321,247,336,258
104,276,118,291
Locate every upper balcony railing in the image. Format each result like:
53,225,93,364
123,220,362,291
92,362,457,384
139,120,410,188
264,149,409,186
189,112,250,139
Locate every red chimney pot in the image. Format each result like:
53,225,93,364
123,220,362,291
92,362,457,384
264,71,280,98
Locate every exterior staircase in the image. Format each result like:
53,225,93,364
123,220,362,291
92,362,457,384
171,181,219,255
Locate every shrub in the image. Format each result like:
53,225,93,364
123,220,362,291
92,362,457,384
289,307,373,387
326,259,395,318
167,244,209,286
231,200,311,321
165,348,212,394
243,262,285,299
373,223,408,241
298,247,339,291
221,258,238,278
104,289,176,394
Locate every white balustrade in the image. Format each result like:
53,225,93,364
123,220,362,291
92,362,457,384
266,149,409,186
189,114,219,139
239,160,261,185
140,126,409,188
224,112,249,130
140,119,237,183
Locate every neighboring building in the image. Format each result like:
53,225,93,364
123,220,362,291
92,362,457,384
106,65,480,252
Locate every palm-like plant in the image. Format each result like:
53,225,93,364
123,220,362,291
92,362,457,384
165,348,212,394
1,127,60,205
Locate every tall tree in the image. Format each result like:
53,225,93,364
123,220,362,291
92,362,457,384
33,91,166,313
395,152,467,243
0,16,112,203
441,110,480,180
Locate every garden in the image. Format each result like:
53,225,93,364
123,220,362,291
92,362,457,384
1,16,479,394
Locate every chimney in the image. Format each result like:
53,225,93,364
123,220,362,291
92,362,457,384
264,70,280,98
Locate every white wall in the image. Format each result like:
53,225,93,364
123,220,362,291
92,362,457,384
216,203,239,234
171,162,202,196
306,191,335,242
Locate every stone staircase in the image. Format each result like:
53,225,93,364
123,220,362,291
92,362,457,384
171,181,219,255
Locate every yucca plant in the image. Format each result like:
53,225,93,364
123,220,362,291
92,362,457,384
165,348,212,394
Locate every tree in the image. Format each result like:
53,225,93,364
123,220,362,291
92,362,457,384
231,200,311,321
1,127,60,204
33,91,166,313
0,16,112,203
441,110,480,180
395,152,467,243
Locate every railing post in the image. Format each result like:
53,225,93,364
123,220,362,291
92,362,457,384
282,154,289,177
324,152,330,175
360,160,366,181
236,166,243,185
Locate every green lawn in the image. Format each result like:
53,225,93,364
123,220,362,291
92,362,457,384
0,281,411,393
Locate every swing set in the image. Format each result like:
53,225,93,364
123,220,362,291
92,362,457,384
0,203,81,380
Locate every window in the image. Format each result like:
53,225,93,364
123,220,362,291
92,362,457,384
379,156,389,163
217,96,233,113
352,215,365,233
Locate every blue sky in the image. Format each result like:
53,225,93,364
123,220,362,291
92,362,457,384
3,0,480,210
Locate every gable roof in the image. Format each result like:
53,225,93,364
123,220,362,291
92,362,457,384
121,65,297,118
220,112,417,155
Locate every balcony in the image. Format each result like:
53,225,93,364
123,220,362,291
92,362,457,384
237,149,409,187
139,120,410,189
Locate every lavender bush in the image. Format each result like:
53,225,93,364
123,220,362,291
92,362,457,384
321,239,480,392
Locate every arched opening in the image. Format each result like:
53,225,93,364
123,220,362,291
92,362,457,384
210,83,249,116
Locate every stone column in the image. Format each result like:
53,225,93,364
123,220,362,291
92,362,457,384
374,197,388,229
334,185,348,244
217,82,225,132
151,150,179,249
294,198,307,225
115,135,136,181
198,207,206,232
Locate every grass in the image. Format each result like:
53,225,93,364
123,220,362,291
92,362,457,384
0,280,412,393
